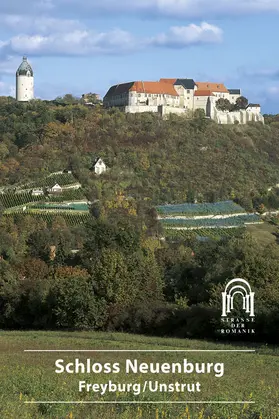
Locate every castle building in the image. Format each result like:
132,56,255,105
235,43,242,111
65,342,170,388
103,78,264,124
103,81,180,112
16,56,34,102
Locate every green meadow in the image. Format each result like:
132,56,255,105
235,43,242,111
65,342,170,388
0,331,278,419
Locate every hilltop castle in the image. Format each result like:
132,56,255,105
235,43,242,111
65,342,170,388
104,78,264,124
13,57,264,125
16,56,34,102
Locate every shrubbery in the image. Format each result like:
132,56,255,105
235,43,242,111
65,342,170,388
0,213,279,343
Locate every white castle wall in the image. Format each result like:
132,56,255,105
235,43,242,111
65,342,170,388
125,97,265,124
211,105,264,125
159,106,189,117
125,105,158,113
16,75,34,102
124,105,189,116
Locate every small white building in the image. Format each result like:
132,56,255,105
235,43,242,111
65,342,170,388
48,183,63,193
31,188,44,196
195,82,230,101
16,56,34,102
246,104,261,113
93,158,107,175
228,89,241,104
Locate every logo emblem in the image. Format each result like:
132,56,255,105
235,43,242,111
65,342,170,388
221,278,255,317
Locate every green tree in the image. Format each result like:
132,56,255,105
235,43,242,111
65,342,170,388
49,275,106,329
82,93,102,105
55,94,80,105
215,98,233,111
235,96,249,110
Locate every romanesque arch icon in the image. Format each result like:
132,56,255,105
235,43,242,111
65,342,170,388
221,278,255,317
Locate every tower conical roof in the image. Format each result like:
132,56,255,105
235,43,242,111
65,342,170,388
16,56,33,76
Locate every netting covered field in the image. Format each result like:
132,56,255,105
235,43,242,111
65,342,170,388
157,200,262,241
29,202,89,211
156,200,245,217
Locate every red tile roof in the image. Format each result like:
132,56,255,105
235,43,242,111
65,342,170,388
159,78,177,84
130,81,179,96
104,81,179,98
196,82,229,93
194,90,215,97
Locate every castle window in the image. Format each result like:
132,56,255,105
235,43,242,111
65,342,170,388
187,90,190,93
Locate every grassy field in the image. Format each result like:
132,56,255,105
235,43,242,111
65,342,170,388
0,331,278,419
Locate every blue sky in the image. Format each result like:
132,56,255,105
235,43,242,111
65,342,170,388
0,0,278,113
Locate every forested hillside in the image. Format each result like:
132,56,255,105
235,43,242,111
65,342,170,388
1,96,279,205
1,96,279,343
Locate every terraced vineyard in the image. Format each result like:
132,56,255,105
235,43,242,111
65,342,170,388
1,170,90,227
161,214,261,228
0,170,85,211
46,189,85,201
0,190,86,209
0,192,45,209
164,227,245,240
25,172,78,188
3,212,90,226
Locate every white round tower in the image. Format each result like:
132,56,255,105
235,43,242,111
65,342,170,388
16,56,34,102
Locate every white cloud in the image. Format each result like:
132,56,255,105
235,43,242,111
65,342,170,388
150,22,223,47
266,86,279,96
0,80,15,96
0,56,19,75
0,21,222,58
0,0,279,18
0,15,83,34
0,0,53,15
244,68,279,80
0,29,137,57
33,0,279,19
